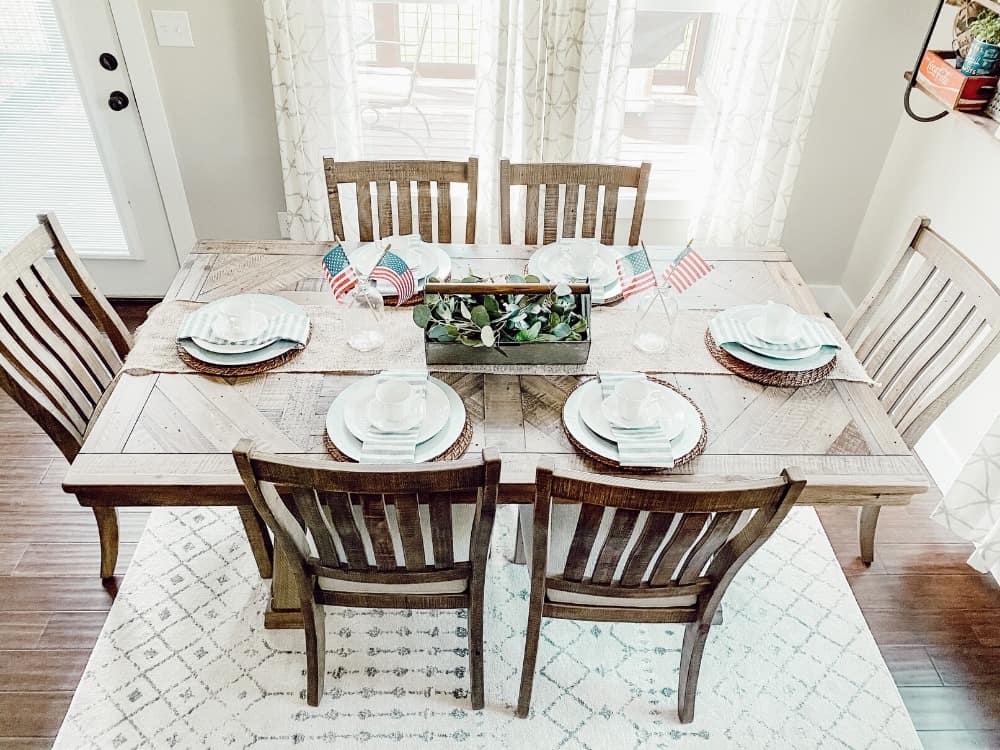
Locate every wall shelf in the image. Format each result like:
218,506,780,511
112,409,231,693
904,71,1000,138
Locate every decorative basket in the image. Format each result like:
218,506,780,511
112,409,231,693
421,282,592,365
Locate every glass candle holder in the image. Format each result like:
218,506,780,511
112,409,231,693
345,277,385,351
632,289,678,354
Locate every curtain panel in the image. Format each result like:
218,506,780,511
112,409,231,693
692,0,841,247
932,416,1000,582
262,0,363,241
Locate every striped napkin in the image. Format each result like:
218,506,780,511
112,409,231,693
359,370,429,464
177,309,309,348
709,307,841,353
597,372,675,468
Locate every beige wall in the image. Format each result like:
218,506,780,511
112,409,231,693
137,0,285,242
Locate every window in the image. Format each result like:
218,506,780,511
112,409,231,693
352,1,718,201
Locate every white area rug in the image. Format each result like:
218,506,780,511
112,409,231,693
54,505,920,749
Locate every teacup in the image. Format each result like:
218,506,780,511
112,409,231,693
380,234,421,271
762,301,799,342
565,241,600,278
370,379,423,431
614,379,653,423
211,300,267,342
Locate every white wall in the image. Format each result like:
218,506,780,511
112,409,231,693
781,0,935,286
135,1,285,242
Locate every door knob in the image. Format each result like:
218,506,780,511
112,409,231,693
108,90,129,111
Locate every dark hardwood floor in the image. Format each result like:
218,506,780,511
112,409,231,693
1,302,999,747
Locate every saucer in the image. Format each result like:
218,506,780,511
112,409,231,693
747,314,803,345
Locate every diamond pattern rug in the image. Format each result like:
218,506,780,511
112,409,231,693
54,506,919,749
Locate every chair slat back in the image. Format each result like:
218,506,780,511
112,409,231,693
844,217,1000,446
0,214,132,460
532,466,805,610
499,161,651,246
233,444,501,582
324,158,479,244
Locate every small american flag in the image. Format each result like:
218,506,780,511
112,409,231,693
616,249,657,298
664,244,712,292
371,250,416,305
322,243,359,302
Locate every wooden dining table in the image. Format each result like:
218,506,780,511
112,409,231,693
62,239,929,628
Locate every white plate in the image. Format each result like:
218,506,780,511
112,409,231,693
326,376,466,463
582,383,687,443
565,380,702,466
180,295,308,363
747,314,804,345
191,295,298,354
527,246,623,304
741,341,822,360
350,242,452,296
342,377,451,443
721,342,836,372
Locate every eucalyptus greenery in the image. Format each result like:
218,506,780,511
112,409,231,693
411,274,589,352
970,9,1000,46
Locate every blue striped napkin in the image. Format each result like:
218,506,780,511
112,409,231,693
178,309,309,348
597,372,675,468
359,370,429,464
709,307,841,353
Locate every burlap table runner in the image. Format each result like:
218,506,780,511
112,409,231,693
123,300,873,382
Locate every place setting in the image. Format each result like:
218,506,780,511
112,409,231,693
349,233,452,305
175,293,311,375
323,369,472,463
527,237,626,304
705,301,842,387
562,371,707,472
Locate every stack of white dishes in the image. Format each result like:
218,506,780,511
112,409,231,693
352,234,452,298
527,238,625,303
326,372,467,463
562,373,702,469
709,302,841,373
176,293,310,367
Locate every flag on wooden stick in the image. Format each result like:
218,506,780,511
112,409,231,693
664,241,712,292
615,248,657,298
371,250,416,305
322,243,359,302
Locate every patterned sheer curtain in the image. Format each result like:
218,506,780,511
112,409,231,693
262,0,363,241
932,417,1000,582
473,0,636,240
692,0,841,246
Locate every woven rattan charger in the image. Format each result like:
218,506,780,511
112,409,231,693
704,329,835,387
176,333,310,377
562,376,708,474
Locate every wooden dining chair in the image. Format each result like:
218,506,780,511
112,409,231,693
324,157,478,243
516,464,805,723
499,160,651,246
844,216,1000,564
0,214,273,582
232,440,501,707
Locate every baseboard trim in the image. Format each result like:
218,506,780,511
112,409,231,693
808,284,855,327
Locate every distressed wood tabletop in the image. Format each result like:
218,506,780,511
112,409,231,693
63,241,928,508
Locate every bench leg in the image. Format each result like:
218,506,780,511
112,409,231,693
859,505,881,566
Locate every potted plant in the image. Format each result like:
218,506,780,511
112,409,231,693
963,8,1000,75
412,274,592,365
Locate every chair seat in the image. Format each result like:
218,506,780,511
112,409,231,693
318,575,468,595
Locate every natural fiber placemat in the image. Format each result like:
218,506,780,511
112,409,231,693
704,329,835,387
562,376,707,474
323,412,473,464
175,334,310,377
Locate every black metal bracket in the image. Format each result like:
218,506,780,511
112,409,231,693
905,0,951,122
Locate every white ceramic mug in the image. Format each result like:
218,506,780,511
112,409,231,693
566,241,600,278
763,301,799,342
614,379,652,423
371,380,420,430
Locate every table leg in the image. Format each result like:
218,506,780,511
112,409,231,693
263,538,305,629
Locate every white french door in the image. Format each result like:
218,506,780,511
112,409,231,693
0,0,182,296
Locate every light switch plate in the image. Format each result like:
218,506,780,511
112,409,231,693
150,10,194,47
